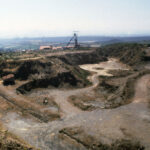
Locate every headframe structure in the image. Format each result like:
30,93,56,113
67,31,80,48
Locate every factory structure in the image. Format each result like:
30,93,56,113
40,45,63,50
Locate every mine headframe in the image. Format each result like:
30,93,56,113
67,32,80,49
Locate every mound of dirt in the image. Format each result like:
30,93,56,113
59,127,144,150
16,58,91,94
68,94,96,111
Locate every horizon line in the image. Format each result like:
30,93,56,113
1,34,150,40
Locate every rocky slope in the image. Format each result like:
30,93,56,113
96,43,147,67
50,50,107,65
15,58,91,94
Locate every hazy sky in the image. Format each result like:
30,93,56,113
0,0,150,37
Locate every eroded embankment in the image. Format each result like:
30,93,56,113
96,69,150,109
48,50,107,65
15,58,91,94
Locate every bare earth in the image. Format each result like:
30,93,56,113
0,59,150,149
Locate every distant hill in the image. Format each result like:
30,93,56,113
0,36,150,51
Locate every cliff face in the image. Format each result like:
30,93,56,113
15,58,91,94
50,51,107,65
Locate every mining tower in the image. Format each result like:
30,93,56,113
67,32,80,49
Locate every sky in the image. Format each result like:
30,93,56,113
0,0,150,38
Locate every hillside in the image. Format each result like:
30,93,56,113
97,43,146,67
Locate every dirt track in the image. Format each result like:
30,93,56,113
1,59,150,149
134,75,150,103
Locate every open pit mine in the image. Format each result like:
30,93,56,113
0,43,149,150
